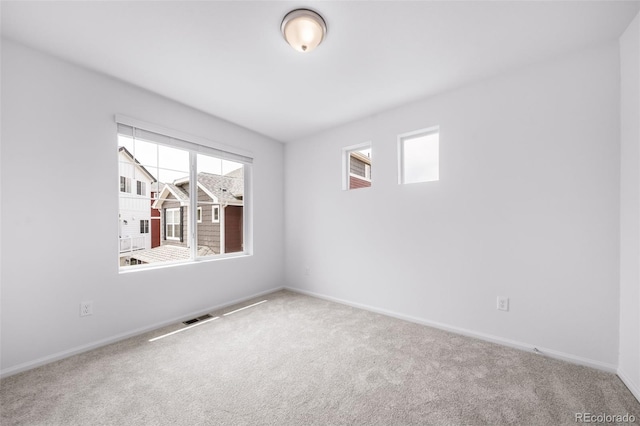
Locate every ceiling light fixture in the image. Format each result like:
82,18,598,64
281,9,327,53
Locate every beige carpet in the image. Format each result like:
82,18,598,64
1,290,639,425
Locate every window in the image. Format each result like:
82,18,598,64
196,154,244,254
398,127,439,184
117,117,252,270
137,181,146,196
343,143,372,190
212,205,220,223
120,176,131,193
165,208,181,241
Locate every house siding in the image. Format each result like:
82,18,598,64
349,175,371,189
350,156,367,177
196,187,221,254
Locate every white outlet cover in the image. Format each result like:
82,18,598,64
497,297,509,311
80,301,93,316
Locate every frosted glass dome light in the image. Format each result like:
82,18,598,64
281,9,327,53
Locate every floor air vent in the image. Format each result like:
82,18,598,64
182,314,213,325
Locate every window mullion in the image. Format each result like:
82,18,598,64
189,152,198,260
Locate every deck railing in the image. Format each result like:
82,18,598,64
119,236,146,253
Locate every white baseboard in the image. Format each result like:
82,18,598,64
4,286,621,380
618,368,640,403
285,287,618,374
0,286,285,379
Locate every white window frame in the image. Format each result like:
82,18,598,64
197,207,202,223
165,208,181,241
140,219,149,234
212,205,220,223
398,126,440,185
342,142,372,191
117,115,254,273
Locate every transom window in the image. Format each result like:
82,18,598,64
398,127,439,184
343,143,372,190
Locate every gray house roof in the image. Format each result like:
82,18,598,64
197,172,243,204
153,170,243,209
165,183,189,202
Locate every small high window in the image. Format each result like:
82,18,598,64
343,143,372,190
399,128,439,184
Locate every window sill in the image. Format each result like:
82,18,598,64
118,252,253,274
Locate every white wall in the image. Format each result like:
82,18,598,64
285,42,622,369
0,40,285,375
619,12,640,400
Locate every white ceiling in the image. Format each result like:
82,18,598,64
2,1,639,143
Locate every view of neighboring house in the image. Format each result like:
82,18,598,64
150,182,162,249
118,147,157,266
127,168,244,265
349,150,371,189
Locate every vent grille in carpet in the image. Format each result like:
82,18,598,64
182,314,213,325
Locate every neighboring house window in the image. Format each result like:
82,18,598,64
120,176,131,193
212,205,220,223
165,208,181,240
117,118,252,271
398,127,439,184
343,143,372,190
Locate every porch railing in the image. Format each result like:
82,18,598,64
119,236,146,253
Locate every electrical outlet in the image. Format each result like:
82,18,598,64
80,301,93,317
497,296,509,311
